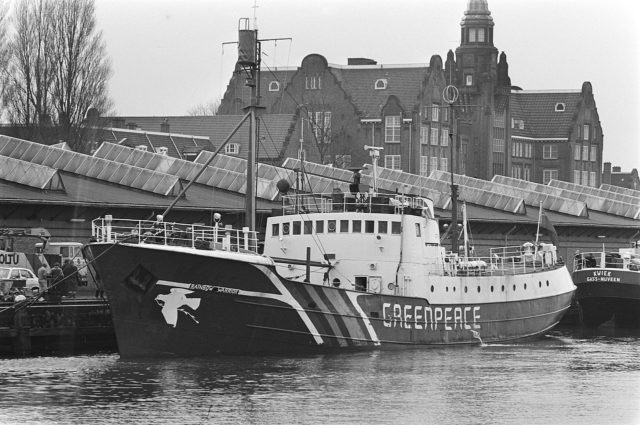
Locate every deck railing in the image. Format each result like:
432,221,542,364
573,251,639,272
281,192,432,216
91,216,259,254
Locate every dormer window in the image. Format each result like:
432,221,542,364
374,79,387,90
268,81,280,92
305,76,321,90
465,74,473,86
225,143,239,155
555,103,565,112
511,118,525,130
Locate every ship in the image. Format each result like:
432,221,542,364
82,19,575,357
573,244,640,328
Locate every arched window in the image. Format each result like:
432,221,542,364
555,103,565,112
375,79,387,90
268,81,280,92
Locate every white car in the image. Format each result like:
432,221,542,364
0,267,40,296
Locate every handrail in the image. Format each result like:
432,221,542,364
91,217,260,254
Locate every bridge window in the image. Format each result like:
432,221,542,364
391,222,401,234
292,221,301,235
365,220,375,233
355,276,367,292
328,220,336,233
352,220,362,233
415,223,421,237
315,220,324,233
283,223,290,235
304,221,313,234
272,223,279,236
378,221,388,234
340,220,349,232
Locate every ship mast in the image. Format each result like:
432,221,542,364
236,19,290,230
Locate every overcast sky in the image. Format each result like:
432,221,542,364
94,0,639,172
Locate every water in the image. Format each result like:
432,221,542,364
1,328,638,425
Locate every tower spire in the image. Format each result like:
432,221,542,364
460,0,494,46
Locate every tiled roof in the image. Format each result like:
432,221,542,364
331,65,427,117
111,115,296,161
510,90,581,139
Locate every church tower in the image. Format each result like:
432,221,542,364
454,0,501,179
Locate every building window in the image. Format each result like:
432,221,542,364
583,124,590,140
590,146,597,162
384,154,401,170
493,138,504,153
543,144,558,159
523,165,531,181
431,104,439,122
574,170,581,184
305,76,321,90
574,144,581,161
512,119,525,130
512,165,521,179
429,156,438,172
439,157,448,172
268,81,280,91
441,129,449,146
465,74,473,86
375,79,387,90
225,143,239,155
385,115,401,143
582,145,589,161
525,143,532,158
420,156,429,176
590,171,596,187
469,28,477,42
309,111,331,143
442,107,449,123
543,169,558,184
430,127,439,145
477,28,485,42
420,126,428,144
555,103,565,112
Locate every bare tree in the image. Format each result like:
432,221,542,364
50,0,112,151
2,0,56,140
0,1,11,111
187,99,220,116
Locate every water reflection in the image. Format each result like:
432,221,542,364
0,329,638,424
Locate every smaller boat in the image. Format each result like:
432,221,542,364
573,243,640,328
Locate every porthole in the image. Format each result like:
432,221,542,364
446,286,449,292
539,281,542,288
501,285,505,292
513,284,516,291
464,286,468,293
430,285,434,292
546,280,549,287
491,286,494,292
332,278,341,287
524,283,527,290
453,287,456,292
477,286,481,293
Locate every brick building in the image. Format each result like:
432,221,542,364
218,0,604,186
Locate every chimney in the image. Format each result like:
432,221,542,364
157,146,168,156
602,162,611,184
161,118,170,133
348,58,377,66
612,166,622,173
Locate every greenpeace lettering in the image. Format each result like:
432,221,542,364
383,303,481,331
188,283,240,295
0,253,21,265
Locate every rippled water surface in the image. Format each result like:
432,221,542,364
1,328,638,424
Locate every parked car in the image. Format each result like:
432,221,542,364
0,267,40,300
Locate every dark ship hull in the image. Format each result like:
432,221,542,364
86,243,574,357
574,269,640,328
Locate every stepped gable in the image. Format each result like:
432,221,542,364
510,90,582,139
